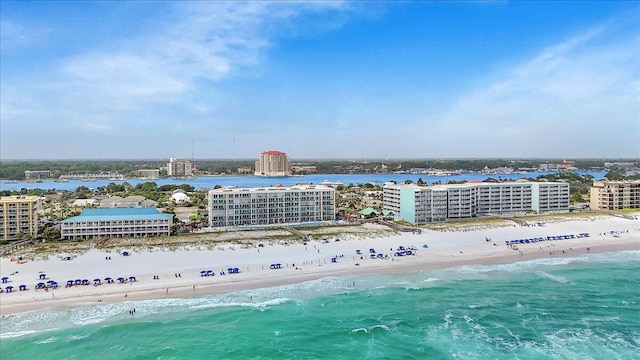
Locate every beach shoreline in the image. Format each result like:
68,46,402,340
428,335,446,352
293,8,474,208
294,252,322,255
1,216,638,316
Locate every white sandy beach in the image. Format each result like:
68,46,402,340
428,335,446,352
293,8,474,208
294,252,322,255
1,216,638,316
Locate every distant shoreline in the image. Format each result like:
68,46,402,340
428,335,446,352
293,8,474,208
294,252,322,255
0,170,606,192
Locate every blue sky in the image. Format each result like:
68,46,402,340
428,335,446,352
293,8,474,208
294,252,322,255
1,1,638,160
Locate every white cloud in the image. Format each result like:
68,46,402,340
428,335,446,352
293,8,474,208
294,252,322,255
1,2,351,135
421,26,640,158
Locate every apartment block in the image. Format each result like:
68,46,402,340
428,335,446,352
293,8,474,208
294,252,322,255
383,181,569,224
208,185,335,227
590,180,640,210
0,196,42,240
383,185,447,224
167,158,193,177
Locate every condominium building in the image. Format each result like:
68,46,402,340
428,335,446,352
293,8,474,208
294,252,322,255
0,196,42,240
60,208,173,241
25,170,51,180
590,180,640,210
167,158,193,177
255,151,291,177
383,181,569,224
208,185,335,227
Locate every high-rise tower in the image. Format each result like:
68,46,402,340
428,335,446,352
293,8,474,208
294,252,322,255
254,151,291,177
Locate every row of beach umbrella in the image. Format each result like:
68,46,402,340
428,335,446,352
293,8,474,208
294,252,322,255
505,233,590,246
65,276,136,287
3,284,30,292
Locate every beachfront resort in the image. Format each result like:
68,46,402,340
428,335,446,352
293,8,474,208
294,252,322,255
383,181,570,224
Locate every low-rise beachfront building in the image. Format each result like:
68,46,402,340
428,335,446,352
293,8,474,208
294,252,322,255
208,185,335,227
0,195,42,240
590,180,640,210
60,208,173,240
383,181,569,224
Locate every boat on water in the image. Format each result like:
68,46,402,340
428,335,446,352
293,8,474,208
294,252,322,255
54,179,69,183
320,180,344,186
81,178,97,182
4,180,19,184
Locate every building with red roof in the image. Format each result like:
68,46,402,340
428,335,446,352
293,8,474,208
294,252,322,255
255,150,291,177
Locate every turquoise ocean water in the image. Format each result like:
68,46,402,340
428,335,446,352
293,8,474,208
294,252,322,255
1,251,638,359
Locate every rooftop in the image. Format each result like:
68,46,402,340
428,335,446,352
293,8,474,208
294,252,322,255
0,195,41,203
61,207,173,223
209,184,334,193
384,181,568,190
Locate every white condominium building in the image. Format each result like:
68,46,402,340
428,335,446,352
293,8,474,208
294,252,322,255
208,185,335,227
590,180,640,210
167,158,193,177
0,196,42,240
255,150,291,177
383,181,569,224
